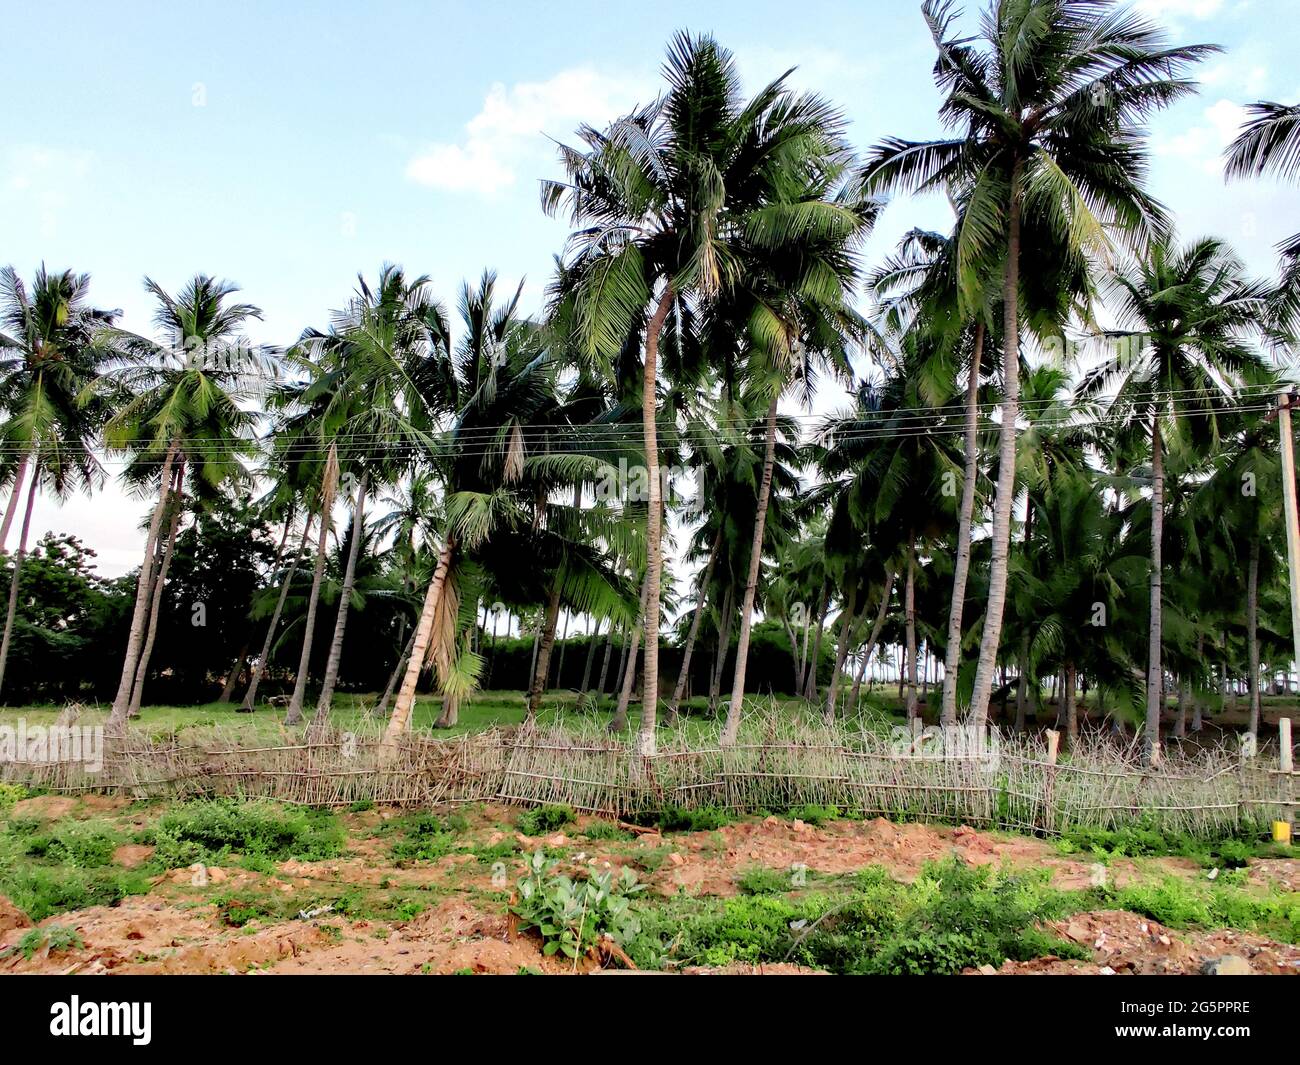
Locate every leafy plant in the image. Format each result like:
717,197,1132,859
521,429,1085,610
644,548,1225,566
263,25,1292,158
511,851,644,962
517,805,576,836
14,924,83,960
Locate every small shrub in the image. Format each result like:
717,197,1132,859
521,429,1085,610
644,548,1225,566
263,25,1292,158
581,820,634,842
14,924,83,960
388,813,457,864
0,783,27,814
650,804,731,833
788,804,839,826
25,820,121,868
148,800,344,867
737,866,796,895
0,865,152,922
512,851,644,961
517,805,576,837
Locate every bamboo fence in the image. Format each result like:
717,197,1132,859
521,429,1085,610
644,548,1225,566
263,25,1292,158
1,716,1294,838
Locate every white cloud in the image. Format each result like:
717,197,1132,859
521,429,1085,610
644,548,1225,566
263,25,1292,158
1154,97,1249,174
405,67,651,197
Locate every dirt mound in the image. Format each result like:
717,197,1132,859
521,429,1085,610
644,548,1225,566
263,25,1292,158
973,910,1300,975
649,815,1070,896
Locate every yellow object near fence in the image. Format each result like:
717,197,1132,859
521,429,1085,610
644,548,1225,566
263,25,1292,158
1273,821,1292,845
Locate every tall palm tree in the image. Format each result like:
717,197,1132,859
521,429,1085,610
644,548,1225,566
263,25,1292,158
863,0,1214,727
545,32,869,753
276,265,451,732
1082,236,1269,760
1225,101,1300,337
96,275,266,731
0,266,115,694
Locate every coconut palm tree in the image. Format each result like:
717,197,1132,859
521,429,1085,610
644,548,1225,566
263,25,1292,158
545,31,872,753
1081,236,1269,760
1225,101,1300,337
275,265,451,733
0,266,116,694
862,0,1215,727
95,275,267,731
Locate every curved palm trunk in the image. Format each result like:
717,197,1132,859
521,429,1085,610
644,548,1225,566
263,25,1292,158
377,625,417,716
108,442,179,733
129,466,185,717
638,286,675,756
308,473,369,739
610,576,649,733
527,581,563,720
803,582,830,701
941,322,985,726
848,571,894,712
218,643,249,703
721,396,779,746
904,544,919,721
1144,418,1165,764
667,526,723,722
969,174,1023,728
382,536,457,745
1246,533,1261,741
242,517,313,711
0,454,31,555
0,459,40,696
823,584,860,723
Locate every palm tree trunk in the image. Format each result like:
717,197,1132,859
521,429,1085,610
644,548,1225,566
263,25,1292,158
580,619,601,695
709,584,735,715
309,473,369,738
1175,678,1189,739
612,628,630,698
824,584,860,723
1064,661,1078,749
527,581,563,720
285,484,337,726
904,544,919,722
610,576,649,733
0,454,31,556
942,322,984,726
803,582,830,700
1145,418,1165,763
242,517,313,711
552,610,570,689
638,285,675,756
108,442,179,732
848,571,893,712
377,625,417,716
1247,533,1261,741
129,467,185,718
668,526,722,722
596,627,615,696
798,611,811,691
969,166,1023,728
722,395,780,745
0,459,40,696
383,535,456,745
218,643,250,703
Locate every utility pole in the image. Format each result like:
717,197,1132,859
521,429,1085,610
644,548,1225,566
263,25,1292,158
1277,393,1300,691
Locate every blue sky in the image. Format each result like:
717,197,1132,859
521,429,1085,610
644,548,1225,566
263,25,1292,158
3,0,1299,573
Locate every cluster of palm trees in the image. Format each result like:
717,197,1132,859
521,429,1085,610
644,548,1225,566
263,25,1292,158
2,2,1298,763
